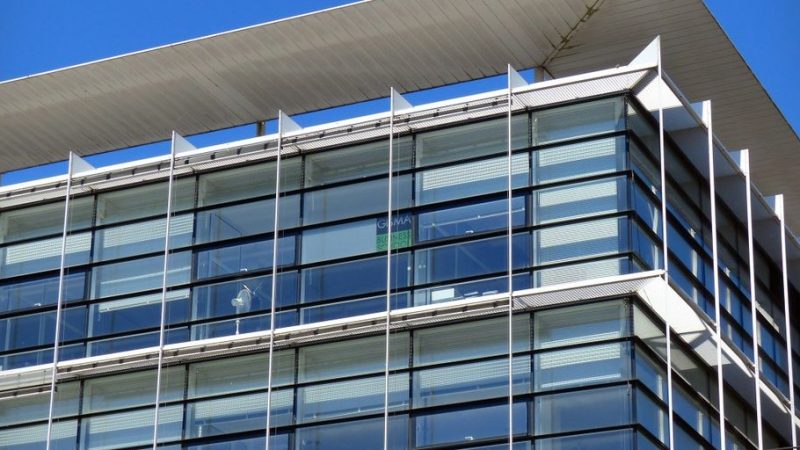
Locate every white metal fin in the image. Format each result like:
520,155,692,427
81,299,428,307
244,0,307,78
730,149,750,176
279,110,302,134
630,36,661,67
766,194,785,220
508,64,528,90
390,87,412,114
171,131,196,157
69,152,95,175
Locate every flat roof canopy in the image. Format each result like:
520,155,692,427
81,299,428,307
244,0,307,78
0,0,797,225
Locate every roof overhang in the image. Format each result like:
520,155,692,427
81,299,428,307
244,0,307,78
0,0,797,226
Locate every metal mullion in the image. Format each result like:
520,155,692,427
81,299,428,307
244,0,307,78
151,134,178,450
704,101,727,450
778,203,798,448
45,152,76,450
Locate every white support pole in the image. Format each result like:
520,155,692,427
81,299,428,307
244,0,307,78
266,111,299,450
774,195,798,448
654,36,676,450
46,152,91,450
152,132,190,449
734,149,765,450
507,64,527,449
704,101,727,450
384,87,411,450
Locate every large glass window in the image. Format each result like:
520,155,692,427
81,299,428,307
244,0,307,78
535,342,630,391
0,232,91,277
416,154,528,205
93,214,193,261
301,219,381,264
416,116,527,167
303,175,411,225
0,197,93,244
0,272,85,314
532,97,624,145
185,389,292,438
191,272,297,322
533,176,626,225
0,307,85,352
82,368,184,413
305,138,411,187
195,236,295,280
534,301,628,349
297,374,407,423
417,196,525,242
95,179,195,225
298,333,408,383
197,158,301,207
90,251,191,299
414,233,530,285
188,351,294,398
301,253,410,303
414,316,530,366
534,216,627,265
415,402,527,447
535,385,631,435
533,136,625,185
295,415,408,450
195,195,300,244
88,289,189,337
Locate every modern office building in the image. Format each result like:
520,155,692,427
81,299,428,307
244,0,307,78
0,1,798,449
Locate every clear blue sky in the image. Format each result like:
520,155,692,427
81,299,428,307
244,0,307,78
0,0,797,184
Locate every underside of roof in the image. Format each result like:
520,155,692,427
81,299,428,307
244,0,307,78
0,0,797,226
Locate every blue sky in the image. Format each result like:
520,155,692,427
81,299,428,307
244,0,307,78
0,0,797,184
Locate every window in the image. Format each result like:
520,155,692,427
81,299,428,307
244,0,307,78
298,334,408,383
195,236,295,280
301,254,410,303
303,175,411,225
415,234,530,285
305,138,411,187
93,214,193,261
417,196,525,242
532,97,624,145
415,402,527,447
96,179,195,225
535,385,631,435
535,342,630,391
197,158,302,207
195,195,300,244
533,136,625,185
416,116,527,167
534,217,627,265
0,197,93,244
0,272,85,314
297,374,407,423
534,301,628,349
416,154,528,205
533,176,626,225
91,252,191,299
414,316,530,366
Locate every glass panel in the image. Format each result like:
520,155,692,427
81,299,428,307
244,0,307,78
535,342,630,391
79,405,182,449
88,289,189,338
295,415,408,450
191,272,298,322
82,368,184,413
184,435,289,450
95,178,194,225
535,385,631,435
305,138,411,187
536,429,634,450
415,402,527,447
416,115,527,167
90,251,191,299
0,232,91,277
0,382,78,427
297,374,407,423
532,97,624,145
414,316,530,366
195,236,295,280
533,136,625,185
303,175,411,225
195,195,300,244
185,389,292,438
414,233,530,285
0,306,85,352
0,420,77,450
416,153,528,205
534,300,628,349
533,176,626,225
301,219,381,264
417,196,525,242
298,333,409,383
534,216,627,265
0,197,92,244
198,158,302,207
93,214,193,262
0,272,85,315
414,356,530,407
301,253,410,303
188,351,294,398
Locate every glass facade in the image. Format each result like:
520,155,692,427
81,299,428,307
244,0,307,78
0,78,797,450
